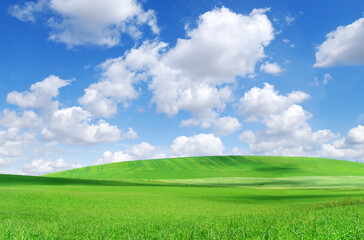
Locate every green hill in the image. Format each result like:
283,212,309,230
44,156,364,180
0,174,142,187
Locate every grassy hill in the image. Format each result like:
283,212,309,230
44,155,364,180
1,156,364,239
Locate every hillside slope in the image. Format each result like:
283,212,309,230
44,156,364,180
0,174,141,187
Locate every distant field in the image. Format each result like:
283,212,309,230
1,156,364,239
45,155,364,180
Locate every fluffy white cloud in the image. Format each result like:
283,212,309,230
180,115,241,136
9,0,159,47
4,76,125,146
213,117,241,136
239,84,336,156
0,128,35,158
317,125,364,162
151,7,273,118
123,127,138,139
170,134,224,157
346,125,364,145
229,147,244,155
41,107,121,145
23,158,82,175
94,142,162,165
163,7,273,83
81,7,274,123
0,109,43,129
314,17,364,67
6,75,71,112
260,61,284,75
79,56,146,117
239,83,309,121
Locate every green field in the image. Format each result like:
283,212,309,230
1,156,364,239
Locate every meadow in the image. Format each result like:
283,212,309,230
1,156,363,239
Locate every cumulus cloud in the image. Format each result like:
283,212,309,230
238,84,336,156
80,7,274,123
170,134,224,157
314,17,364,67
212,117,241,136
0,128,36,158
23,158,82,175
260,61,284,75
0,128,35,167
317,125,364,162
3,75,125,146
41,107,121,145
123,127,138,139
94,142,162,165
79,55,147,117
163,7,273,83
239,83,310,121
9,0,159,48
180,115,241,136
0,109,43,129
151,7,273,118
6,75,71,112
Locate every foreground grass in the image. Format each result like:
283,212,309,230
1,175,363,239
2,157,364,239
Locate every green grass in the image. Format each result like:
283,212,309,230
1,156,364,239
45,156,364,180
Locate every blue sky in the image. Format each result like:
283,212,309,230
1,0,364,175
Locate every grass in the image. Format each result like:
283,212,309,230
1,156,364,239
45,156,364,180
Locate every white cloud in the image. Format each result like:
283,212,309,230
0,158,11,167
170,134,224,157
213,117,241,136
239,84,336,156
81,7,274,123
0,109,43,129
9,0,159,48
8,0,47,22
314,17,364,67
41,106,121,145
322,73,332,85
239,83,309,121
123,127,138,139
163,7,273,83
345,125,364,145
6,75,71,112
285,16,296,25
312,73,333,86
317,125,364,162
0,128,36,158
260,61,284,75
23,158,82,175
229,147,244,155
94,142,161,165
180,115,241,136
4,76,124,147
79,56,146,117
